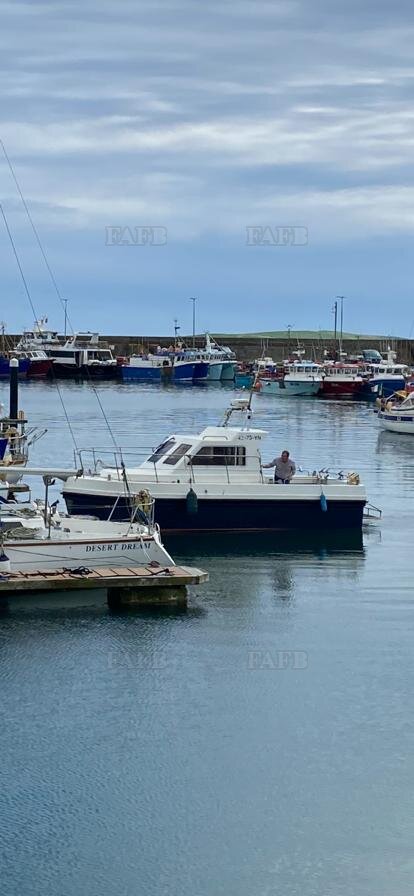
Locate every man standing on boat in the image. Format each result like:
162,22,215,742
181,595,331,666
263,450,296,483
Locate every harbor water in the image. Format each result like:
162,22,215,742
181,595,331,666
1,381,414,896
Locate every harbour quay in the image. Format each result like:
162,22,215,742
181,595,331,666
7,332,410,365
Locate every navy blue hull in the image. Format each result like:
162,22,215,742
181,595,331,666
359,378,406,400
64,491,365,531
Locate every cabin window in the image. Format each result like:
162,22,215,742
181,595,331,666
148,439,175,463
191,446,246,466
163,443,192,465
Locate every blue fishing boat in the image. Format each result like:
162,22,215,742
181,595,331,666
358,350,408,400
120,355,173,382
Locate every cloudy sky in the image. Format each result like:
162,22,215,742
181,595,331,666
1,0,414,335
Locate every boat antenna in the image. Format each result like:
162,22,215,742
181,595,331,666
0,140,73,334
0,202,38,322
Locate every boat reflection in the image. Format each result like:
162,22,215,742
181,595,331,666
164,530,364,559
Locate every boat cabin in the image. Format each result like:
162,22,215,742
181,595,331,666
138,425,268,481
323,364,361,377
366,363,408,377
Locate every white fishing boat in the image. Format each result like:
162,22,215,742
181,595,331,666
260,361,323,396
62,399,367,532
17,320,118,379
377,391,414,434
0,470,174,572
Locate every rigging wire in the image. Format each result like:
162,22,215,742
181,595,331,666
53,377,80,454
0,139,74,334
86,374,135,516
0,202,38,322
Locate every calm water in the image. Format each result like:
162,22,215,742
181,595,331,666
1,381,414,896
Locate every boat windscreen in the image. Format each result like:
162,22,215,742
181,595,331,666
147,439,175,463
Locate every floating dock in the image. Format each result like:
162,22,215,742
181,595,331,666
0,564,208,609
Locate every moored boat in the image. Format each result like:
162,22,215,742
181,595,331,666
377,391,414,434
9,349,52,378
259,361,323,396
320,363,363,398
358,350,408,400
62,399,367,532
120,354,174,382
15,321,118,378
0,472,175,572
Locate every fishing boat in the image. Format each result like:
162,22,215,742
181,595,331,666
377,391,414,434
62,398,367,532
203,335,237,381
234,356,276,389
16,321,118,378
9,348,52,378
259,361,323,396
120,354,174,382
319,363,363,398
0,471,175,572
358,350,408,400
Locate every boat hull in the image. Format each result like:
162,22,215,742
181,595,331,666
192,362,209,381
207,362,223,381
27,359,53,378
120,365,173,382
0,357,29,378
260,379,320,396
378,412,414,434
221,362,236,381
64,490,365,531
172,362,195,381
359,378,406,400
320,381,362,398
4,534,172,572
51,362,118,379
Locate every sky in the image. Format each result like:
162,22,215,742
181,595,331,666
1,0,414,336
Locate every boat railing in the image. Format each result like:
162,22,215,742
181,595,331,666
107,492,156,530
74,446,154,474
185,453,265,485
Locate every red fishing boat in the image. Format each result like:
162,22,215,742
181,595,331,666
11,349,53,378
320,363,363,399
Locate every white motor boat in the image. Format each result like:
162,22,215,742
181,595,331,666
0,470,174,572
260,361,323,396
62,399,367,532
377,391,414,434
